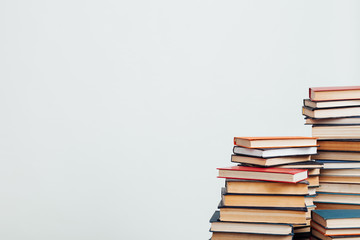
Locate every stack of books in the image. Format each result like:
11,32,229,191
311,209,360,239
303,86,360,210
209,136,318,240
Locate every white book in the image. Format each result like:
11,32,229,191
233,146,317,158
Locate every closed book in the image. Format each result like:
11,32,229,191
234,136,317,149
311,221,360,236
316,160,360,169
209,211,293,235
225,179,309,195
318,140,360,152
311,228,360,240
219,207,307,224
233,146,317,158
312,209,360,228
305,117,360,125
309,86,360,101
318,183,360,194
276,161,323,169
211,232,293,240
315,202,360,210
303,106,360,119
315,192,360,205
312,125,360,139
320,175,360,184
231,154,311,167
315,151,360,161
304,98,360,109
217,166,308,183
321,169,360,176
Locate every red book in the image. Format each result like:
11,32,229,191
217,166,308,183
309,86,360,101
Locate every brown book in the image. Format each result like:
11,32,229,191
303,106,360,118
318,183,360,194
312,125,360,139
305,117,360,125
321,169,360,176
320,175,360,184
315,192,360,205
225,179,309,195
304,98,360,109
311,221,360,236
234,136,317,148
308,175,320,187
211,232,293,240
314,151,360,161
318,140,360,152
222,194,306,208
309,86,360,101
231,154,311,167
315,202,360,210
219,207,307,224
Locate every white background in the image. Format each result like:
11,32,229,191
1,1,360,239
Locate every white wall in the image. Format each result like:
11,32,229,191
0,1,359,239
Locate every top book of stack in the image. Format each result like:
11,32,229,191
234,136,317,148
309,86,360,102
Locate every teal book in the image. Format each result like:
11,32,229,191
312,210,360,229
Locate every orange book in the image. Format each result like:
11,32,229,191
234,136,317,149
310,86,360,101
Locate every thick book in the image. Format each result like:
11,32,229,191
311,221,360,236
233,136,317,149
217,166,308,183
305,117,360,125
225,179,309,195
315,151,360,161
303,106,360,119
211,232,293,240
315,202,360,210
318,140,360,152
320,175,360,184
309,86,360,101
219,207,307,224
304,98,360,109
231,154,311,167
312,125,360,139
233,146,317,158
318,183,360,194
222,192,306,208
315,192,360,205
276,161,323,169
209,211,293,235
316,160,360,169
312,209,360,228
311,228,360,240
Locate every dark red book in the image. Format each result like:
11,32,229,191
309,86,360,101
217,166,308,183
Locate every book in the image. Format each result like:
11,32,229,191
315,192,360,205
225,179,309,195
209,211,293,235
315,202,360,210
234,136,317,149
303,106,360,119
211,232,293,240
222,192,306,208
316,160,360,169
315,151,360,161
312,209,360,228
305,117,360,125
311,228,360,240
321,169,360,176
309,86,360,101
311,221,360,236
233,146,317,158
231,154,311,167
318,183,360,194
304,98,360,109
308,175,320,187
320,175,360,184
219,207,307,224
318,140,360,152
217,166,308,183
276,161,323,169
312,125,360,139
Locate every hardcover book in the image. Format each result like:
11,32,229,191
233,136,317,149
233,146,317,158
217,166,308,183
312,209,360,228
309,86,360,101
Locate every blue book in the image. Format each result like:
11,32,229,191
312,210,360,229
